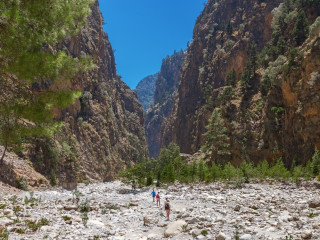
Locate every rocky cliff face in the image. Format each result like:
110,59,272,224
161,0,320,166
145,51,186,158
29,1,148,183
135,73,158,111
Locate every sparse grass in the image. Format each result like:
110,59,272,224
182,224,189,232
307,211,319,218
24,191,41,206
62,216,71,221
15,228,26,234
0,228,9,240
25,218,49,232
15,177,28,191
0,204,6,210
201,229,208,236
13,219,21,224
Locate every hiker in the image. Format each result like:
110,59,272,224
151,188,156,202
164,198,171,220
156,191,160,206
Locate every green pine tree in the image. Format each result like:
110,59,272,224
226,69,237,86
227,21,233,35
241,43,257,94
198,159,205,181
293,9,308,46
311,148,320,175
0,0,95,163
201,108,231,164
191,161,198,182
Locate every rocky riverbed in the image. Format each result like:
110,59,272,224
0,180,320,240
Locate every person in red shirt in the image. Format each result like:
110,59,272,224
156,192,160,206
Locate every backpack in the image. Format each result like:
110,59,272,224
165,203,170,210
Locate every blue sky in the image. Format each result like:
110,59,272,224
99,0,204,89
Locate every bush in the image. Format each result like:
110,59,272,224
16,177,28,191
209,163,222,182
262,55,287,88
222,162,238,181
146,172,153,186
269,159,290,180
240,160,256,182
292,166,304,183
311,148,320,175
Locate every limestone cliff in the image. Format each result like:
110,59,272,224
135,73,158,111
29,1,148,183
161,0,320,166
145,51,186,158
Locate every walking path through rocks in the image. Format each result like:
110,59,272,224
0,180,320,239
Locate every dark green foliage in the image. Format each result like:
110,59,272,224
311,148,320,175
120,142,319,185
226,69,237,86
292,10,308,46
202,108,231,164
146,171,153,186
50,169,57,186
220,86,234,101
241,43,257,93
227,21,233,35
287,48,301,69
198,159,206,181
0,0,95,164
156,171,161,187
79,198,90,227
260,75,272,96
15,177,28,191
241,67,251,93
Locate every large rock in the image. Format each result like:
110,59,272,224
64,205,78,211
216,232,226,240
308,200,320,208
164,220,186,238
301,230,312,239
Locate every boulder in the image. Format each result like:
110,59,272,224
308,200,320,208
64,205,78,211
301,230,312,239
234,205,241,211
216,232,226,240
188,217,200,224
164,220,186,237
